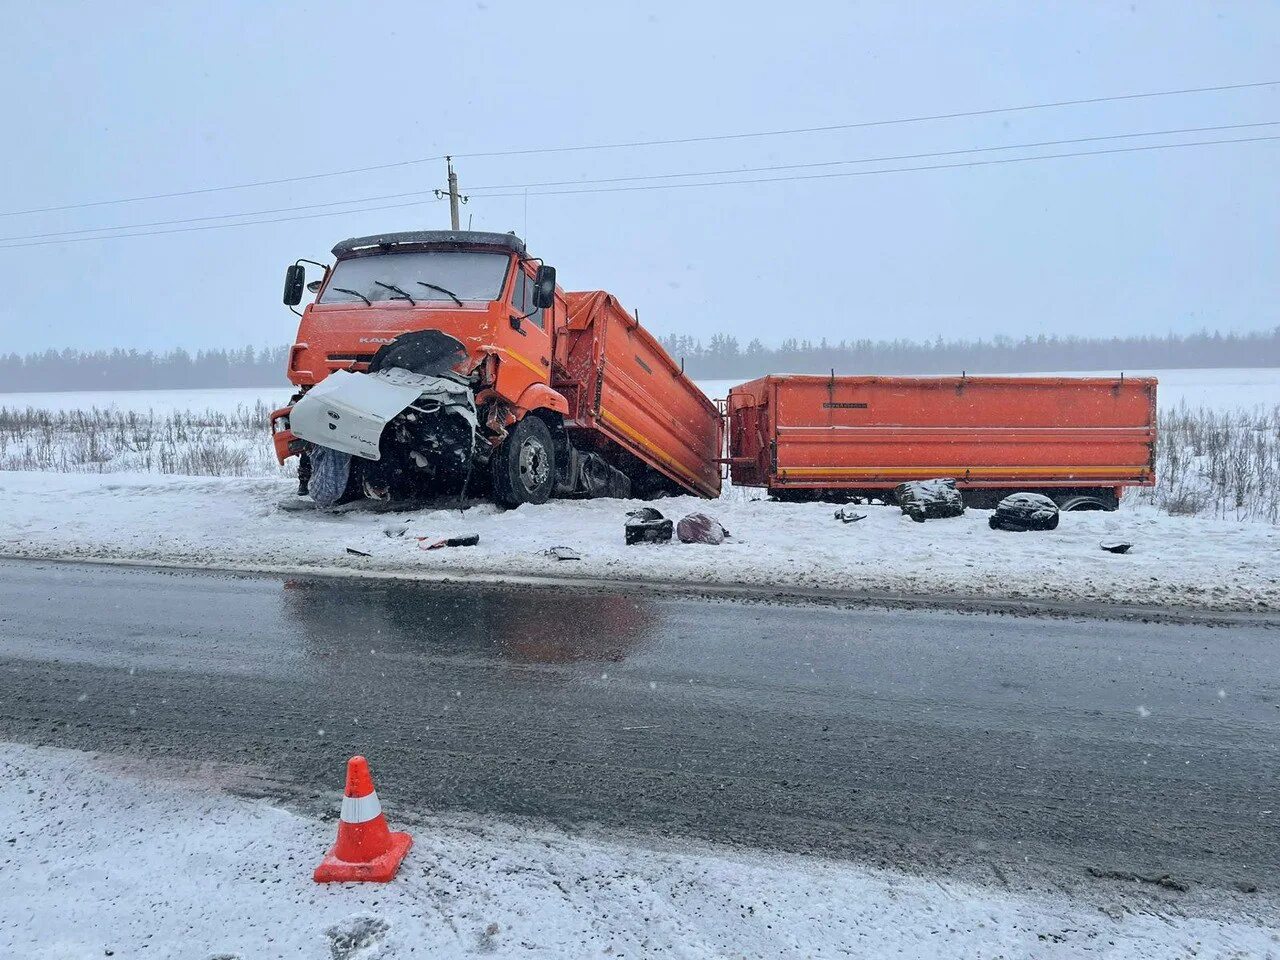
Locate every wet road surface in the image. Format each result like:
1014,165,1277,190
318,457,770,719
1,558,1277,895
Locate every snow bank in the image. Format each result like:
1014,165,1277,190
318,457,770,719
2,471,1277,613
2,742,1274,959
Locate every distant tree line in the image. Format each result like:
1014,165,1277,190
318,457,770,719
0,346,291,392
1,328,1277,392
659,327,1280,379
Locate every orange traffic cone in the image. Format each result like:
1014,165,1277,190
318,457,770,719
313,755,413,883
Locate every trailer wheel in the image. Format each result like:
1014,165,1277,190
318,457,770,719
491,415,556,507
1054,491,1119,512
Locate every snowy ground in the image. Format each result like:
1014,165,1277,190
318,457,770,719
0,384,295,415
3,741,1274,959
2,471,1277,613
2,368,1276,608
4,367,1278,416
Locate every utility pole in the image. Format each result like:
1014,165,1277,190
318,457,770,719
446,156,461,230
434,157,468,229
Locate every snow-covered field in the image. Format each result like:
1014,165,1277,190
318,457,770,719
3,371,1277,509
3,741,1273,959
1,368,1276,608
2,472,1277,612
3,367,1278,416
0,384,294,415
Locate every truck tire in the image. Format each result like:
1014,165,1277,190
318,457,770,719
491,415,556,507
1054,491,1119,512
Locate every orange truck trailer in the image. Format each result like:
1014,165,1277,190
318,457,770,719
726,374,1156,510
271,231,720,507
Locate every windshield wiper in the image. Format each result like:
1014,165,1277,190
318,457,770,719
373,280,417,305
415,281,464,307
333,287,372,306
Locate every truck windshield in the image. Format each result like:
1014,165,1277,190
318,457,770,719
318,250,509,305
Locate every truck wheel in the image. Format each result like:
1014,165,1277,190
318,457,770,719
491,416,556,506
1054,491,1118,511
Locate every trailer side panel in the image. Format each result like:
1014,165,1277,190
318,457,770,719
557,291,721,498
728,374,1156,496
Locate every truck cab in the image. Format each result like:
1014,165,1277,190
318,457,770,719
273,230,569,506
271,229,720,509
285,230,562,412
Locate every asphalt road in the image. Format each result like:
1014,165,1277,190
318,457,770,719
2,558,1277,897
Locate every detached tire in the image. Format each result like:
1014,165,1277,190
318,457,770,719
491,416,556,507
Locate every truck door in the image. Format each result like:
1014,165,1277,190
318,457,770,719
510,262,553,370
493,261,556,406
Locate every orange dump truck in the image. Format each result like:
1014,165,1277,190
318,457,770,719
727,374,1156,510
271,230,720,507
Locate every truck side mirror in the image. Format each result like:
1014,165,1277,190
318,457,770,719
283,264,305,306
532,265,556,309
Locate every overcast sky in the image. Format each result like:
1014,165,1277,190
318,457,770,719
1,1,1276,355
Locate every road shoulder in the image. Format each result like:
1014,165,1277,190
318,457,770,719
2,471,1278,617
4,741,1275,959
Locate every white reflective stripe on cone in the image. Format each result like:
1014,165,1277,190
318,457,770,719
340,791,382,824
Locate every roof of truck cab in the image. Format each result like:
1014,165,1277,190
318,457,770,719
331,230,526,258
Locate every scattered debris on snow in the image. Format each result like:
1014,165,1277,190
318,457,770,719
625,507,673,545
676,512,729,545
2,472,1279,612
1101,541,1134,554
896,478,966,523
834,505,867,523
544,546,582,561
990,493,1061,532
417,534,479,550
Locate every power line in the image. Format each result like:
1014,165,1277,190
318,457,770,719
0,133,1273,250
456,80,1280,160
2,79,1275,219
0,198,442,249
464,119,1280,192
4,120,1274,244
0,156,449,220
0,191,442,243
471,134,1280,199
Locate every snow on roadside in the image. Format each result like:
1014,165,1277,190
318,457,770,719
2,741,1274,959
2,471,1278,613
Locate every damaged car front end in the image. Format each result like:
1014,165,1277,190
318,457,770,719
279,330,482,508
